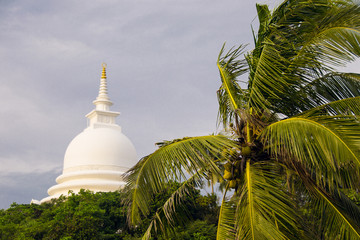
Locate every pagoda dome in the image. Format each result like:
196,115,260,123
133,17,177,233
63,126,137,173
40,64,137,203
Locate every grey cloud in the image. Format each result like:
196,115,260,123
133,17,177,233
0,169,60,209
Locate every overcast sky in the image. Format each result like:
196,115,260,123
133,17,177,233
1,0,359,209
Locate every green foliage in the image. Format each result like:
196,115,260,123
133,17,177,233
0,190,126,240
157,220,217,240
0,188,218,240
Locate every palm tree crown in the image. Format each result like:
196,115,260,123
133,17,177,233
125,0,360,239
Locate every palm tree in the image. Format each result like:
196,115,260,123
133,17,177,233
124,0,360,239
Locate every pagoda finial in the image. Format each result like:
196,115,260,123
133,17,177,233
85,63,120,128
101,63,107,79
93,63,113,111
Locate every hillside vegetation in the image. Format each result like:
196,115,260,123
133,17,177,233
0,184,218,240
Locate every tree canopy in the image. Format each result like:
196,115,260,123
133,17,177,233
0,187,218,240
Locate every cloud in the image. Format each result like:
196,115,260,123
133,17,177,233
31,37,95,61
0,169,61,209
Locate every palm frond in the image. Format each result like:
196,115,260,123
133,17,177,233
276,72,360,117
289,3,360,70
299,96,360,117
294,163,360,239
217,44,248,127
302,27,360,67
263,116,360,189
124,135,237,226
246,0,360,115
246,40,290,112
300,72,360,109
312,187,360,240
253,4,271,49
141,172,204,240
216,185,236,240
235,161,300,240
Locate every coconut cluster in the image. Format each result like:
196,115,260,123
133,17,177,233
222,143,254,188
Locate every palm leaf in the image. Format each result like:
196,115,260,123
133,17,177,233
275,72,360,117
247,0,360,115
235,160,300,240
294,163,360,239
300,72,360,110
124,135,237,226
270,0,360,63
246,40,290,112
312,187,360,240
299,96,360,117
289,3,360,70
217,44,248,127
141,172,204,240
263,116,360,189
254,4,271,47
216,184,236,240
302,27,360,67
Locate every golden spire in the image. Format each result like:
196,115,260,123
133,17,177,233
95,62,111,108
101,63,107,79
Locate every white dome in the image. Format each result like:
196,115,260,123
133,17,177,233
63,126,137,173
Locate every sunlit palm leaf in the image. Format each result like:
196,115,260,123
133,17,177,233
289,4,360,70
299,96,360,117
124,135,237,226
263,116,360,189
216,185,236,240
276,73,360,117
217,44,248,127
235,161,300,240
248,1,360,115
246,41,290,112
312,187,360,240
271,0,360,63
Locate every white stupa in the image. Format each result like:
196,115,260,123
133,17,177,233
40,64,137,203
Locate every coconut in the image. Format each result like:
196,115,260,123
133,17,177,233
224,162,232,171
223,170,232,180
241,146,251,156
229,180,237,188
